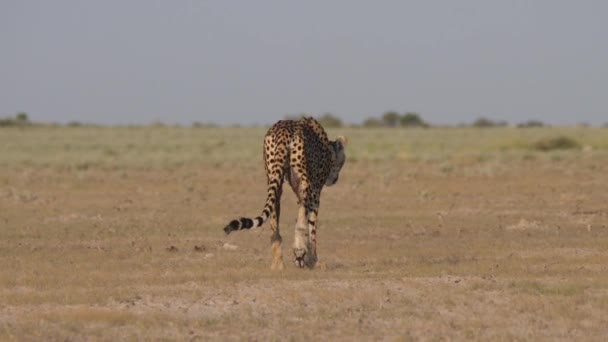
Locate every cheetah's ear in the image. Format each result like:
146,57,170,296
336,136,348,148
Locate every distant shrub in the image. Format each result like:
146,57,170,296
362,117,383,127
472,117,508,128
282,113,343,127
192,121,217,128
0,112,31,127
381,111,401,127
517,120,545,128
148,121,167,128
0,118,14,127
361,112,429,128
531,136,581,151
67,121,83,127
317,113,343,128
16,112,29,123
400,112,428,128
284,114,307,121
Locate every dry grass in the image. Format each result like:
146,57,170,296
1,126,608,340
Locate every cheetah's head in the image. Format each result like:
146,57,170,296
326,136,347,186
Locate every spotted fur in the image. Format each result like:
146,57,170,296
223,117,347,269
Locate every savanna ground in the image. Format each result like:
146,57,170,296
1,125,608,340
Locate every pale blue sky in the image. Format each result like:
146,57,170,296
1,1,607,125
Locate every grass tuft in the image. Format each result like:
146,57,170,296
530,136,581,151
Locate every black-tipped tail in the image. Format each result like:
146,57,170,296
223,216,265,235
223,219,241,234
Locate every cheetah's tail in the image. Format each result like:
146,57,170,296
223,183,278,235
223,160,286,235
222,211,269,235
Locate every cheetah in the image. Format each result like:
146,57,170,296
223,117,347,269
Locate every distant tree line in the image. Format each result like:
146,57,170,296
286,111,428,128
2,111,606,128
284,112,560,129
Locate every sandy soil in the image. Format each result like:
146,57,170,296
1,158,608,340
